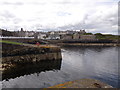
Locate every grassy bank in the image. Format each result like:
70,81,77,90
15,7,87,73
0,40,24,45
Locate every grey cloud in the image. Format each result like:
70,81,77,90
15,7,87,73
0,1,46,6
58,23,82,30
0,11,15,19
57,11,117,34
13,18,23,24
1,2,24,5
0,11,16,25
0,10,23,28
103,11,118,25
55,1,73,4
30,2,46,5
57,12,71,16
54,0,80,5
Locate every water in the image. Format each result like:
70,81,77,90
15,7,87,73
2,46,119,88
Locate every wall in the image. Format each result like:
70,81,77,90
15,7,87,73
1,43,62,80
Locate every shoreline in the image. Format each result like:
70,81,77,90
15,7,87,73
56,43,120,47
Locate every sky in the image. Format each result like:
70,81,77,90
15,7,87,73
0,0,119,34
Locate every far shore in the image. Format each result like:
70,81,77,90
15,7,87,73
56,43,120,47
1,38,120,47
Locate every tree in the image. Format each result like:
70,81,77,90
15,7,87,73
94,33,103,36
83,33,93,35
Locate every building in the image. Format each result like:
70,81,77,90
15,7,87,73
15,28,35,37
80,35,96,40
25,31,35,37
0,29,18,37
66,30,75,34
62,34,73,40
46,34,60,40
79,30,86,34
17,28,26,37
37,33,47,39
73,33,80,39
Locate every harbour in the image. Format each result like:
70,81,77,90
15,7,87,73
1,45,119,88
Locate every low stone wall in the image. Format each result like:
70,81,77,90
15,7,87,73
2,53,62,64
2,44,61,57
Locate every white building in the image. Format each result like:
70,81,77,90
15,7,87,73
46,34,60,40
37,33,46,39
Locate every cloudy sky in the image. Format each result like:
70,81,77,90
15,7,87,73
0,0,119,34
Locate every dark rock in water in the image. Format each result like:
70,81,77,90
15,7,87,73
94,83,102,88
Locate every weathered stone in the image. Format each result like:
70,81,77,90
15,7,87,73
48,78,113,88
1,43,62,80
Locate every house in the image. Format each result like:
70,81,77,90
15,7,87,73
17,28,26,37
46,34,60,40
25,31,35,37
56,31,67,35
48,31,55,35
34,32,39,39
62,34,73,40
37,33,46,39
73,33,80,39
79,30,86,34
15,28,35,37
66,30,75,34
80,35,96,40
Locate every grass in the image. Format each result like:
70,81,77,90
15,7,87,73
95,35,120,40
0,40,58,49
0,40,24,45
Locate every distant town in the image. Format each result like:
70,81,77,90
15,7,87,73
0,28,119,42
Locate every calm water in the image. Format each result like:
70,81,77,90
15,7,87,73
2,46,119,88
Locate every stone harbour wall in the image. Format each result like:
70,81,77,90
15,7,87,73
2,52,62,64
2,44,62,64
1,44,62,80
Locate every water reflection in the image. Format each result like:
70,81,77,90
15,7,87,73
61,46,119,88
2,60,62,80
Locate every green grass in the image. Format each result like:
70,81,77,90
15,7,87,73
0,40,24,45
95,35,120,40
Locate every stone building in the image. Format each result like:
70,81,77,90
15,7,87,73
62,34,73,40
73,33,80,39
15,28,35,37
79,30,86,34
80,35,96,40
25,31,35,37
17,28,26,37
37,33,46,39
46,34,60,40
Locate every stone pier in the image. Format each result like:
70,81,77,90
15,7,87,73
1,43,62,80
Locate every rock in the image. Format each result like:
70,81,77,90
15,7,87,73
48,78,113,88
